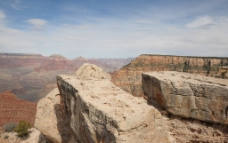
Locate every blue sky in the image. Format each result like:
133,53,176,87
0,0,228,59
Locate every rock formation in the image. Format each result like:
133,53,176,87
35,63,228,143
0,91,37,127
142,71,228,124
56,74,171,142
35,88,74,143
112,54,228,97
75,63,111,80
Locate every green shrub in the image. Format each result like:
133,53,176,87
3,122,17,132
4,135,9,139
14,120,31,139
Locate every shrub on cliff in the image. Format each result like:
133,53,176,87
14,120,31,139
3,122,17,132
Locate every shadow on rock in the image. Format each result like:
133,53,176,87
54,104,76,143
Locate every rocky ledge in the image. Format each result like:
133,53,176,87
35,64,228,143
142,71,228,124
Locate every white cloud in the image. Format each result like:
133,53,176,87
26,19,47,31
186,16,213,28
26,19,47,26
0,10,5,20
12,0,20,10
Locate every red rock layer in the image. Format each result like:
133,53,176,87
0,91,37,127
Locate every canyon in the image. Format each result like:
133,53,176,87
0,53,131,102
1,54,228,143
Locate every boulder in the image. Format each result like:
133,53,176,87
142,71,228,124
35,88,74,143
57,64,173,143
75,63,111,80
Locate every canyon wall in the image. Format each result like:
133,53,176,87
0,53,131,102
112,54,228,97
0,91,37,128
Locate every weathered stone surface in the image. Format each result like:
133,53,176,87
142,71,228,124
35,88,74,143
75,63,111,80
167,116,228,143
57,66,173,143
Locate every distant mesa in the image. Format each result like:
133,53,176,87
74,56,87,60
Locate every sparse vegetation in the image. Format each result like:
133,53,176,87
14,120,31,139
221,72,226,79
4,135,9,139
3,122,17,132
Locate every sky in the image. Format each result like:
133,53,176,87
0,0,228,59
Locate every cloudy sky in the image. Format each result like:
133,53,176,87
0,0,228,59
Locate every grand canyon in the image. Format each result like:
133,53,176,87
0,53,228,143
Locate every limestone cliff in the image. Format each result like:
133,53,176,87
112,54,228,97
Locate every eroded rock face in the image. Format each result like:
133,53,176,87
142,71,228,124
56,64,173,143
0,91,37,127
35,88,74,143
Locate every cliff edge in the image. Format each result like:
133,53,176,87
35,63,228,143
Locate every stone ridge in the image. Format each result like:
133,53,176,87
56,74,172,143
140,54,228,59
142,71,228,124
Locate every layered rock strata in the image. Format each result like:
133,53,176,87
112,54,228,97
142,71,228,124
0,91,37,127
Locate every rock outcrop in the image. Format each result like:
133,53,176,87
35,88,74,143
56,64,172,143
112,54,228,97
35,63,228,143
142,71,228,124
0,91,37,127
75,63,111,80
